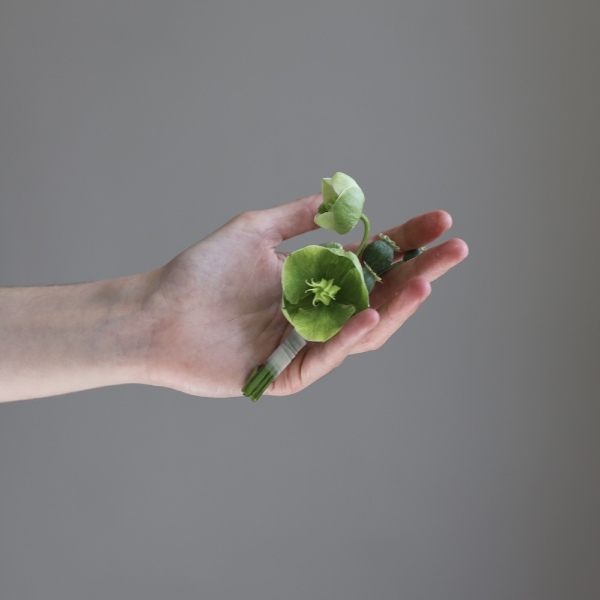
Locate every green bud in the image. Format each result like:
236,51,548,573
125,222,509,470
402,247,425,262
362,237,397,274
314,172,365,235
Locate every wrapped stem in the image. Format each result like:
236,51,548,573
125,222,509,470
242,329,307,401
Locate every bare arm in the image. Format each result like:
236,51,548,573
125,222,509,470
0,275,155,401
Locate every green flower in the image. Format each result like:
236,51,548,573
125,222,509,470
314,172,366,234
281,245,369,342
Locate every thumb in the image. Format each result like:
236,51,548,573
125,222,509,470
259,194,323,247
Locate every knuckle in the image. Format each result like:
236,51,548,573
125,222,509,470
231,210,261,229
362,335,384,353
322,353,345,373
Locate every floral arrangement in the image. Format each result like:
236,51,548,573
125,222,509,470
242,172,423,400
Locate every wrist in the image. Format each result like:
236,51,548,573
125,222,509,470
88,270,163,391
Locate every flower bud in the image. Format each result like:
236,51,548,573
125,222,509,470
314,172,365,235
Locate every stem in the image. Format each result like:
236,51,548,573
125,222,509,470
356,213,371,258
377,247,426,275
242,329,307,401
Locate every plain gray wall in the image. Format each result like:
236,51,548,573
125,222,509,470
1,1,599,599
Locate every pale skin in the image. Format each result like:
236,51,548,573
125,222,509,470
0,194,468,402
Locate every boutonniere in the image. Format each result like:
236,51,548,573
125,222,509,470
242,172,424,400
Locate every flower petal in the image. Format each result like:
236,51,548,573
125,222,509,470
331,172,359,195
321,178,337,207
282,245,350,303
320,242,344,251
325,244,364,272
314,211,336,231
330,187,365,234
336,266,369,309
289,302,357,342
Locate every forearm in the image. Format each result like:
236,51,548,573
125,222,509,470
0,274,155,402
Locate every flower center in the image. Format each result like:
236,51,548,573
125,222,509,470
305,278,341,306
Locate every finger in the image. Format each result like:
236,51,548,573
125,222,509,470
259,194,323,246
345,210,453,254
383,210,453,251
389,237,468,284
296,308,380,388
350,277,431,355
368,238,468,308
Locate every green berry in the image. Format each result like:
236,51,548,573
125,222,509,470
362,239,395,274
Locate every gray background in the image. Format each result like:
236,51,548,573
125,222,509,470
1,1,598,598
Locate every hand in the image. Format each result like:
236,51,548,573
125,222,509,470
141,194,468,397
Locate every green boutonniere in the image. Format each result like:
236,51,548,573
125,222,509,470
242,172,425,400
